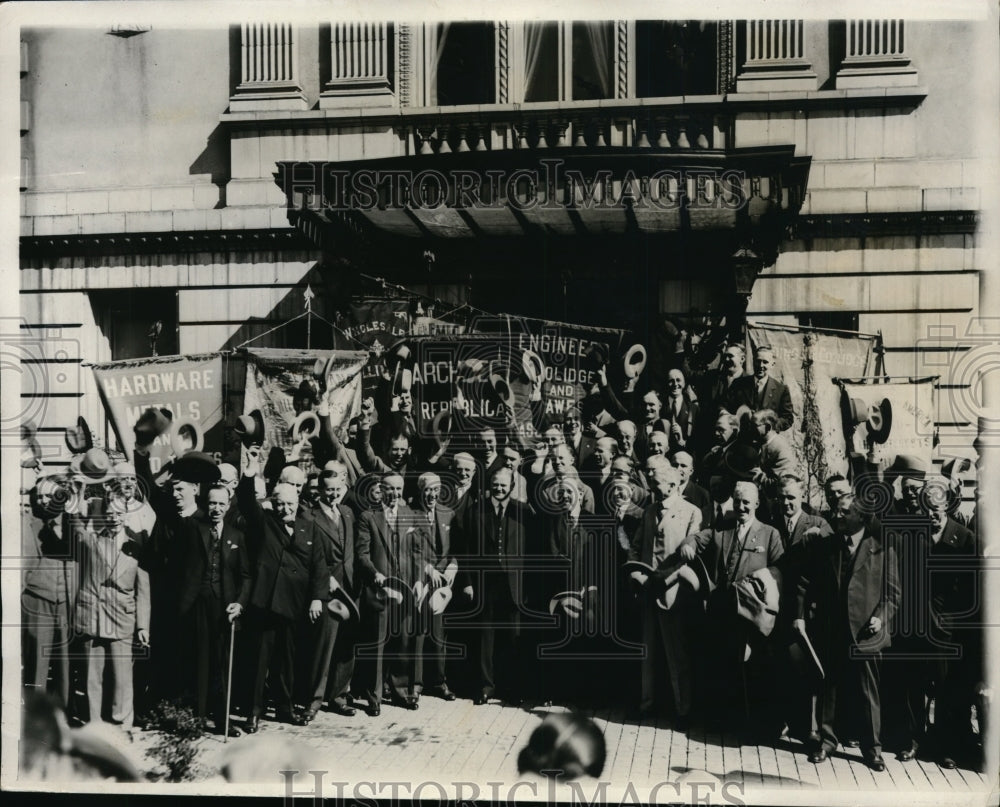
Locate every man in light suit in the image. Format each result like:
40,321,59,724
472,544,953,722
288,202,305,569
300,468,357,721
355,473,434,715
74,494,150,732
749,409,798,520
795,489,900,771
727,345,795,432
22,475,79,710
680,480,784,735
414,472,458,701
629,459,703,724
673,451,711,529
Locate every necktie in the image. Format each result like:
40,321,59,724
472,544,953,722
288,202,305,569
840,535,854,579
716,504,724,525
786,517,794,536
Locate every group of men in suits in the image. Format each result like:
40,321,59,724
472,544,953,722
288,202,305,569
19,338,985,774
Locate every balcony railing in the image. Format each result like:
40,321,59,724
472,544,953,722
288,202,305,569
390,100,727,155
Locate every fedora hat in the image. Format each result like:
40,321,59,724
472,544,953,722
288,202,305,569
133,407,173,446
722,441,760,482
234,409,266,447
431,409,455,449
788,626,825,682
291,411,320,444
327,586,360,622
735,566,782,637
490,373,515,410
78,448,113,485
623,344,648,380
379,576,414,611
888,453,927,480
549,591,585,618
171,451,221,485
170,418,204,456
414,580,454,616
845,397,869,427
941,452,975,483
65,416,93,455
521,349,545,384
866,398,893,444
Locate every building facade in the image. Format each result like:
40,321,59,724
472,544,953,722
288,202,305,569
18,18,992,478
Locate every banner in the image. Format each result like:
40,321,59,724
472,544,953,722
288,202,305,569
840,378,936,471
242,348,368,465
748,325,875,505
92,353,225,472
333,299,411,398
470,315,628,421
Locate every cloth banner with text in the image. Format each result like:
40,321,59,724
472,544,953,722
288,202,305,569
242,348,368,465
332,299,411,398
469,315,629,425
840,378,936,472
748,325,875,506
92,353,225,473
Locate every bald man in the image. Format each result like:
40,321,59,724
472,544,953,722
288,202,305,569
239,453,328,732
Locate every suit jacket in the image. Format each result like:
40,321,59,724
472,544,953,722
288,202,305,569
727,375,795,432
176,518,252,615
569,434,598,470
630,497,703,570
931,518,980,649
682,480,712,529
22,512,79,605
540,512,614,612
311,502,356,597
684,518,784,591
74,526,150,641
459,496,535,604
662,396,699,453
699,369,744,417
238,475,328,621
797,526,900,656
355,504,434,609
759,433,797,481
417,503,457,573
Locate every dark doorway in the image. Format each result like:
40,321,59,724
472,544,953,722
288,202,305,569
92,289,179,360
436,22,495,106
636,21,718,97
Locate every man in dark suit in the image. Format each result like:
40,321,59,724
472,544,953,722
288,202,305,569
672,451,711,528
460,467,535,705
413,472,458,701
238,453,328,732
794,489,900,771
582,436,617,511
608,477,645,646
663,368,699,455
922,496,982,770
882,481,980,768
773,476,833,742
299,468,357,721
727,345,795,432
354,472,434,715
681,480,785,735
630,460,703,723
563,406,597,470
177,485,251,735
698,343,746,421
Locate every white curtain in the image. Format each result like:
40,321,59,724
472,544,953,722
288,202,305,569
582,22,612,98
523,22,548,101
429,23,450,104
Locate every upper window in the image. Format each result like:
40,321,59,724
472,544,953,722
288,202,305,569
635,21,718,97
523,21,616,102
432,22,495,106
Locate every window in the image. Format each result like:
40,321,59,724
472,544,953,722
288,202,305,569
432,22,495,106
523,21,616,103
636,21,718,97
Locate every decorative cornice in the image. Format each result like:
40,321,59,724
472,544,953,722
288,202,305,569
19,227,315,258
791,210,979,239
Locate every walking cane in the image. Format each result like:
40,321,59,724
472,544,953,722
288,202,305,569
224,616,236,743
